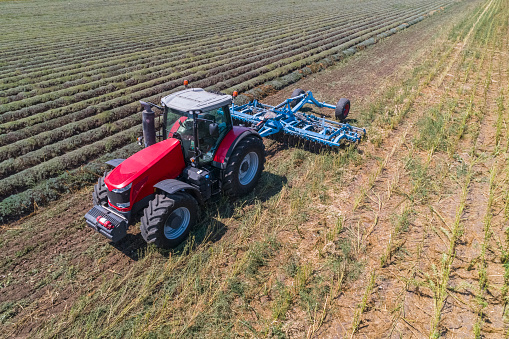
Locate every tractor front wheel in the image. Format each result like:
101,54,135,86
140,192,198,249
223,136,265,197
93,171,109,206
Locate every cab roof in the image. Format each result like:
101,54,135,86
161,88,232,112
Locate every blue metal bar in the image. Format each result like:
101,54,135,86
230,90,366,146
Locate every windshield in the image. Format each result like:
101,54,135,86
164,105,232,163
166,108,189,137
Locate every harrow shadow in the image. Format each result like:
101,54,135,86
265,133,360,156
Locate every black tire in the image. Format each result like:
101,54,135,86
93,171,109,206
223,136,265,197
290,88,305,108
140,192,198,249
335,98,350,121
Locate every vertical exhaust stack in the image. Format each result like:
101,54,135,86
140,101,156,147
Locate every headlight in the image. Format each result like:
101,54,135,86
112,183,132,193
115,202,131,208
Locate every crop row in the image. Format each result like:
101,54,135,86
0,8,418,137
0,5,449,203
0,1,408,94
0,0,377,77
0,8,382,109
0,6,441,172
0,0,425,75
0,123,141,199
0,1,440,129
0,4,434,143
0,7,326,83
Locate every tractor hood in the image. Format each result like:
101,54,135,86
105,138,185,191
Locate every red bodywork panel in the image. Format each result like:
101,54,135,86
213,126,251,164
105,138,185,211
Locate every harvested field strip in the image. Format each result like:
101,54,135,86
358,3,503,333
311,0,508,337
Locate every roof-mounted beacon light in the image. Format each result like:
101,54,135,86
232,91,238,112
184,80,189,89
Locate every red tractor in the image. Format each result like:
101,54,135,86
85,87,265,248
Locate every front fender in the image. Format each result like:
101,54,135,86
154,179,203,205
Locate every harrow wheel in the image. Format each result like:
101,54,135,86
335,98,350,121
141,192,198,249
223,136,265,197
93,171,109,206
290,88,305,108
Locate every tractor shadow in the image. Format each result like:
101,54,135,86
110,233,148,260
110,171,287,261
185,171,287,250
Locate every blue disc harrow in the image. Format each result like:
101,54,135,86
231,91,366,149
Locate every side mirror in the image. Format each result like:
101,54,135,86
209,123,219,137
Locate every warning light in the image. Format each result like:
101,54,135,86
233,91,238,97
183,80,189,87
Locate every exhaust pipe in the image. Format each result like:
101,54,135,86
140,101,156,147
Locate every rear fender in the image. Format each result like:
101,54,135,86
154,179,203,205
212,127,262,169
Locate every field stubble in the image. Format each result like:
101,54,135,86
2,0,508,338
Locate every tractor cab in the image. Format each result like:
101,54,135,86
86,86,265,249
159,88,233,164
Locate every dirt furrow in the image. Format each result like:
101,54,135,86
315,2,490,337
315,0,505,337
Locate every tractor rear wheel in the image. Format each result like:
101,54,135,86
290,88,305,108
335,98,350,121
223,136,265,197
93,171,109,206
140,192,198,249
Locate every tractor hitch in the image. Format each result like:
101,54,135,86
85,204,129,242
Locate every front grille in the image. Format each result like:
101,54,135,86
107,189,131,209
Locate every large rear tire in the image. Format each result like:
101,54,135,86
93,172,109,206
223,136,265,197
140,192,198,249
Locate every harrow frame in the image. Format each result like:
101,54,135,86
230,91,366,148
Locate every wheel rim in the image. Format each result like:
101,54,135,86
238,151,259,186
343,103,350,117
163,207,191,239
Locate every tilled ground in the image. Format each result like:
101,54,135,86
3,0,507,337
